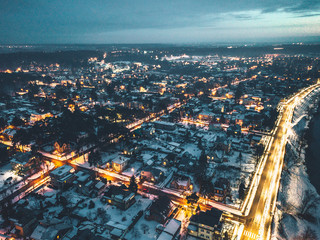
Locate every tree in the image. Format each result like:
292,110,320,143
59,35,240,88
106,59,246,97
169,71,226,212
0,117,6,130
196,204,201,214
239,182,245,200
195,150,208,189
88,150,101,167
294,227,317,240
88,200,95,209
198,150,207,172
88,150,101,177
184,129,191,141
12,128,30,149
129,175,138,194
186,192,199,206
298,189,320,219
200,178,214,200
11,116,24,127
197,137,203,150
220,114,226,124
234,84,243,104
237,151,243,169
254,144,264,163
0,146,9,165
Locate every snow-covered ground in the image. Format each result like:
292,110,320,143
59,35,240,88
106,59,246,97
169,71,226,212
31,186,156,239
272,88,320,239
0,163,22,191
181,143,202,159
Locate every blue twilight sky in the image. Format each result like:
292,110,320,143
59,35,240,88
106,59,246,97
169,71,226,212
0,0,320,44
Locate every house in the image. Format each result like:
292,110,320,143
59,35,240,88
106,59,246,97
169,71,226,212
1,126,17,141
0,143,9,165
92,181,107,196
9,207,38,237
123,145,141,156
141,125,156,138
112,156,129,172
54,140,70,154
145,196,174,223
162,153,177,166
212,178,231,202
10,152,41,176
140,166,164,183
235,115,244,126
29,112,53,125
50,165,75,188
178,157,195,172
73,170,93,195
105,220,128,239
170,174,191,191
227,124,241,136
188,208,223,240
69,228,109,240
157,219,181,240
198,111,215,122
30,219,73,240
101,185,135,210
215,138,231,154
250,134,262,145
154,121,176,131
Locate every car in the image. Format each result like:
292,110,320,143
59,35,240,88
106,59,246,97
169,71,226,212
205,204,212,209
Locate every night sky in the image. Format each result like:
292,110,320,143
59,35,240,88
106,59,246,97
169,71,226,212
1,0,320,44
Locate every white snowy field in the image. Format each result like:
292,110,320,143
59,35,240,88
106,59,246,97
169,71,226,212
272,89,320,239
0,163,22,188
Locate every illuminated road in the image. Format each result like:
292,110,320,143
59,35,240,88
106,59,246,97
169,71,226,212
8,76,314,239
11,81,319,240
240,83,320,240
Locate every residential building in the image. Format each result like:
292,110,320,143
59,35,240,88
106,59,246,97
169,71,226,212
145,196,174,223
170,174,191,191
188,208,223,240
112,156,129,172
140,166,164,183
50,165,75,188
101,185,135,210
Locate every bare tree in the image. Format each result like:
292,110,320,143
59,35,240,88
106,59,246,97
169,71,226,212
293,227,317,240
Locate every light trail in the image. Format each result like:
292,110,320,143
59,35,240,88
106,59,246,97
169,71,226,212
240,83,320,240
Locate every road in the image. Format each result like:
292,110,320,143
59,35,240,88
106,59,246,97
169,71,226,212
38,81,319,239
240,83,320,240
3,76,316,239
68,156,243,215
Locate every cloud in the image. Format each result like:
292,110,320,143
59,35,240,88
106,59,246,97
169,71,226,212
297,13,320,18
283,0,320,13
0,0,319,43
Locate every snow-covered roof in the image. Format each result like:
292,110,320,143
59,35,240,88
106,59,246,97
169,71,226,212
50,165,73,177
112,156,129,165
157,231,173,240
106,220,128,230
95,181,105,190
163,219,180,235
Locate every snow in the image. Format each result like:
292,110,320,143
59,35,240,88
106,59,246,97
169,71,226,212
99,151,121,167
181,143,201,158
163,218,180,235
122,162,143,176
0,163,22,191
125,215,159,240
273,88,320,239
157,231,173,240
50,165,73,177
